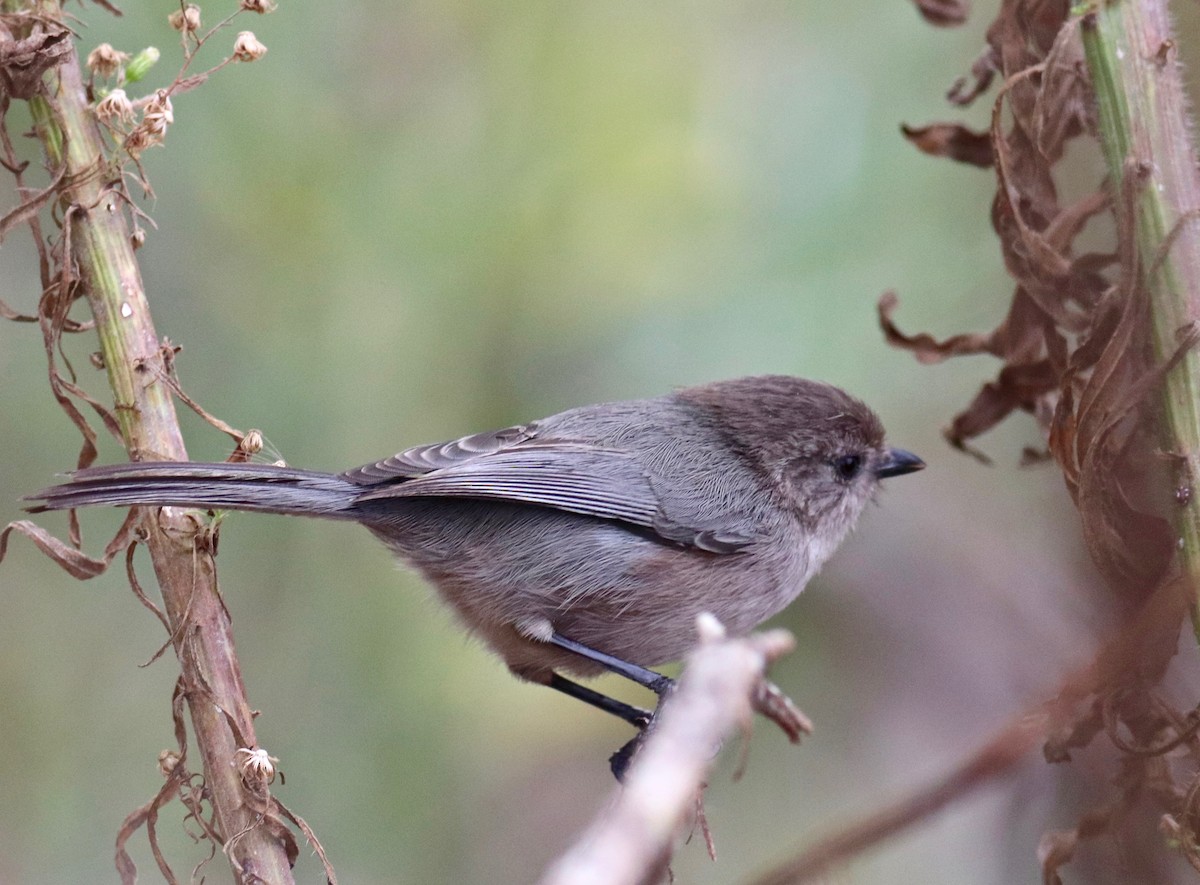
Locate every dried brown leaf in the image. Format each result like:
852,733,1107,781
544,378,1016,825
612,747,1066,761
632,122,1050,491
115,762,188,885
884,0,1182,601
153,359,246,443
909,0,970,27
115,677,194,885
0,296,37,322
0,509,138,579
901,122,993,167
947,45,999,106
945,360,1058,457
877,291,999,363
0,160,65,243
0,22,72,100
1033,19,1091,160
273,799,339,885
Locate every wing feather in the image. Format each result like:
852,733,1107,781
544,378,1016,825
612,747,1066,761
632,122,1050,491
354,446,661,528
345,425,756,554
341,424,539,483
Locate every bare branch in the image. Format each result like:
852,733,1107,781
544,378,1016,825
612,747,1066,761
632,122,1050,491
747,574,1191,884
539,615,796,885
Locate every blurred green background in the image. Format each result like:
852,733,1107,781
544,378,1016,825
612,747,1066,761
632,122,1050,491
4,2,1200,883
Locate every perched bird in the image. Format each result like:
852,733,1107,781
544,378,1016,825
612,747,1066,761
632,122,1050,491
27,375,923,733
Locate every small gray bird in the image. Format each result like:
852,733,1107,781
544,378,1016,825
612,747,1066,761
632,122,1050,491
27,375,923,735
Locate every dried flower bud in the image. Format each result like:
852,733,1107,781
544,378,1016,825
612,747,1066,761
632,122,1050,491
168,3,201,32
158,749,180,776
143,90,174,137
86,43,129,79
241,429,264,455
239,0,277,12
126,90,174,155
124,47,161,84
232,31,267,62
130,227,146,250
124,129,152,156
236,747,280,785
95,88,134,124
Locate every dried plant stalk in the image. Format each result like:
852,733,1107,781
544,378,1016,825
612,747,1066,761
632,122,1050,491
17,4,297,881
1079,1,1200,639
775,0,1200,879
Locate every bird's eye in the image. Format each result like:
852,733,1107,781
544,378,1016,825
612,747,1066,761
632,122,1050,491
834,454,862,481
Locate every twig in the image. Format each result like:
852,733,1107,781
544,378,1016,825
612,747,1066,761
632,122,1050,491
746,714,1044,885
746,574,1190,884
538,615,796,885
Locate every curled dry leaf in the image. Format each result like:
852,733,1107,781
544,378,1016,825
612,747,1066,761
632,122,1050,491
886,0,1172,595
0,21,72,100
888,1,1200,880
947,45,999,105
0,509,138,579
878,291,999,364
944,360,1059,462
909,0,970,28
0,161,67,244
900,122,994,167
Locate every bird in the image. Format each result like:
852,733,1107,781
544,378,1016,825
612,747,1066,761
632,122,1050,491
26,374,924,737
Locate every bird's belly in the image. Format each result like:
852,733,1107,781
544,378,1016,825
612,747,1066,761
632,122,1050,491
363,500,807,679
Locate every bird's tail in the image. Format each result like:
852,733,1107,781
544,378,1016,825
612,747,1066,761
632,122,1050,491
25,462,364,520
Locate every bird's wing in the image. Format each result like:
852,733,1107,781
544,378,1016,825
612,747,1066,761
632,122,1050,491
346,433,754,554
340,423,540,483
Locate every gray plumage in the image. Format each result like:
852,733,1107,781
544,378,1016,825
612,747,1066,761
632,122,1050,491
26,375,923,683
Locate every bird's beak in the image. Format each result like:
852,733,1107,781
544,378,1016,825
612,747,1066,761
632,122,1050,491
876,448,925,479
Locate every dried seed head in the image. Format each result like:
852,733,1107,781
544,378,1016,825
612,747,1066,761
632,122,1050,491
124,129,152,156
168,3,201,32
239,0,277,12
130,227,146,250
232,31,268,62
158,749,180,776
241,429,264,455
143,90,174,135
126,90,174,155
236,747,280,785
86,43,129,79
95,88,134,124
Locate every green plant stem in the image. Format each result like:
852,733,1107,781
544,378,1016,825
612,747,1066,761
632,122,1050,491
20,5,297,882
1080,1,1200,640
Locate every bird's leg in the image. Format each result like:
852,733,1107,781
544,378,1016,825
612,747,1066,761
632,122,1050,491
547,632,680,781
547,673,651,728
548,632,675,696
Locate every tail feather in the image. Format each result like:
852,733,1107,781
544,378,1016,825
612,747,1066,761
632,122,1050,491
25,462,364,519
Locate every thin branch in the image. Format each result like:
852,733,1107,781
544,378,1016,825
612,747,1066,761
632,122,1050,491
747,574,1191,884
538,616,796,885
747,714,1043,885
